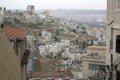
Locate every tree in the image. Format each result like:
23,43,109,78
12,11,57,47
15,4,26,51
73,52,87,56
14,18,20,24
52,36,59,42
3,20,12,25
55,29,60,35
71,29,77,33
76,26,79,30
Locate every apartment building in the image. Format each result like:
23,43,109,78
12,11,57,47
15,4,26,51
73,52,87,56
0,26,28,80
82,46,106,80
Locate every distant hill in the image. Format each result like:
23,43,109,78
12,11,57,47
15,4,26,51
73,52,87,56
50,9,106,14
49,9,106,23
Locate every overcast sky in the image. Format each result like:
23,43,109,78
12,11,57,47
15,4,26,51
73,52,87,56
0,0,107,10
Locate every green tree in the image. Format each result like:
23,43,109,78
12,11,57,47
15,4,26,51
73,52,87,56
53,36,59,42
3,20,12,25
55,30,60,35
71,29,77,33
14,18,20,24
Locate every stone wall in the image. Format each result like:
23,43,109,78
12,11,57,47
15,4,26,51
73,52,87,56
106,0,120,64
0,28,21,80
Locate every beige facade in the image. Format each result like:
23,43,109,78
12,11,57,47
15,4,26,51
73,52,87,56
82,46,106,80
87,46,106,57
0,26,28,80
106,0,120,64
0,7,4,24
39,40,70,57
106,0,120,80
0,28,21,80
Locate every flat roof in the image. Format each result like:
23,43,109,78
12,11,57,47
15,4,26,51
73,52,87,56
87,46,106,50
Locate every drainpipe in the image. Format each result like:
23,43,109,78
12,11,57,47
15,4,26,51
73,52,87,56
13,38,18,55
110,54,113,80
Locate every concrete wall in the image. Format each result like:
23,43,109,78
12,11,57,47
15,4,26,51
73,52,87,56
87,46,106,58
0,28,22,80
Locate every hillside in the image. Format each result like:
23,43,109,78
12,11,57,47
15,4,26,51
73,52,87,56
48,9,106,23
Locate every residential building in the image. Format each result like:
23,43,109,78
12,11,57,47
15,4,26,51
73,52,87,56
0,26,21,80
86,27,106,44
41,28,54,37
0,7,4,23
82,46,106,80
26,35,36,74
60,39,70,47
26,35,36,49
39,11,46,19
0,26,28,80
39,39,70,58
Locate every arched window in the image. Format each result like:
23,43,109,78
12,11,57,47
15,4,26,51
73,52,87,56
116,35,120,53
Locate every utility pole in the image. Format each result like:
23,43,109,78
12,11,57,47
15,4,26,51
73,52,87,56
110,54,113,80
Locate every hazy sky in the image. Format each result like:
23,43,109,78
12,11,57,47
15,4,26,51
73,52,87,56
0,0,107,10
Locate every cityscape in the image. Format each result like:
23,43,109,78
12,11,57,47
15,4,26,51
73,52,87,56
0,0,120,80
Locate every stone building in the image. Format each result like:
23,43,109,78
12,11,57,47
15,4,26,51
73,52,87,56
0,7,4,24
106,0,120,80
82,46,106,80
86,27,106,44
27,5,35,15
0,26,28,80
0,7,3,22
23,5,39,24
43,11,50,19
0,27,21,80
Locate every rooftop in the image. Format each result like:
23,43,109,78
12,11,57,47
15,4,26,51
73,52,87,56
3,26,27,40
87,46,106,50
42,27,54,31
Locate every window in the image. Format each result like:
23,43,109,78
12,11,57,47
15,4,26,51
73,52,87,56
89,64,105,71
117,71,120,80
116,35,120,53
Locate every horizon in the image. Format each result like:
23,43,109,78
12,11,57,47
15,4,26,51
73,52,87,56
6,8,107,11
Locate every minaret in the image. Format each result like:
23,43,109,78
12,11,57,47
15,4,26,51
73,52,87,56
107,0,120,24
106,1,120,80
106,0,120,64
